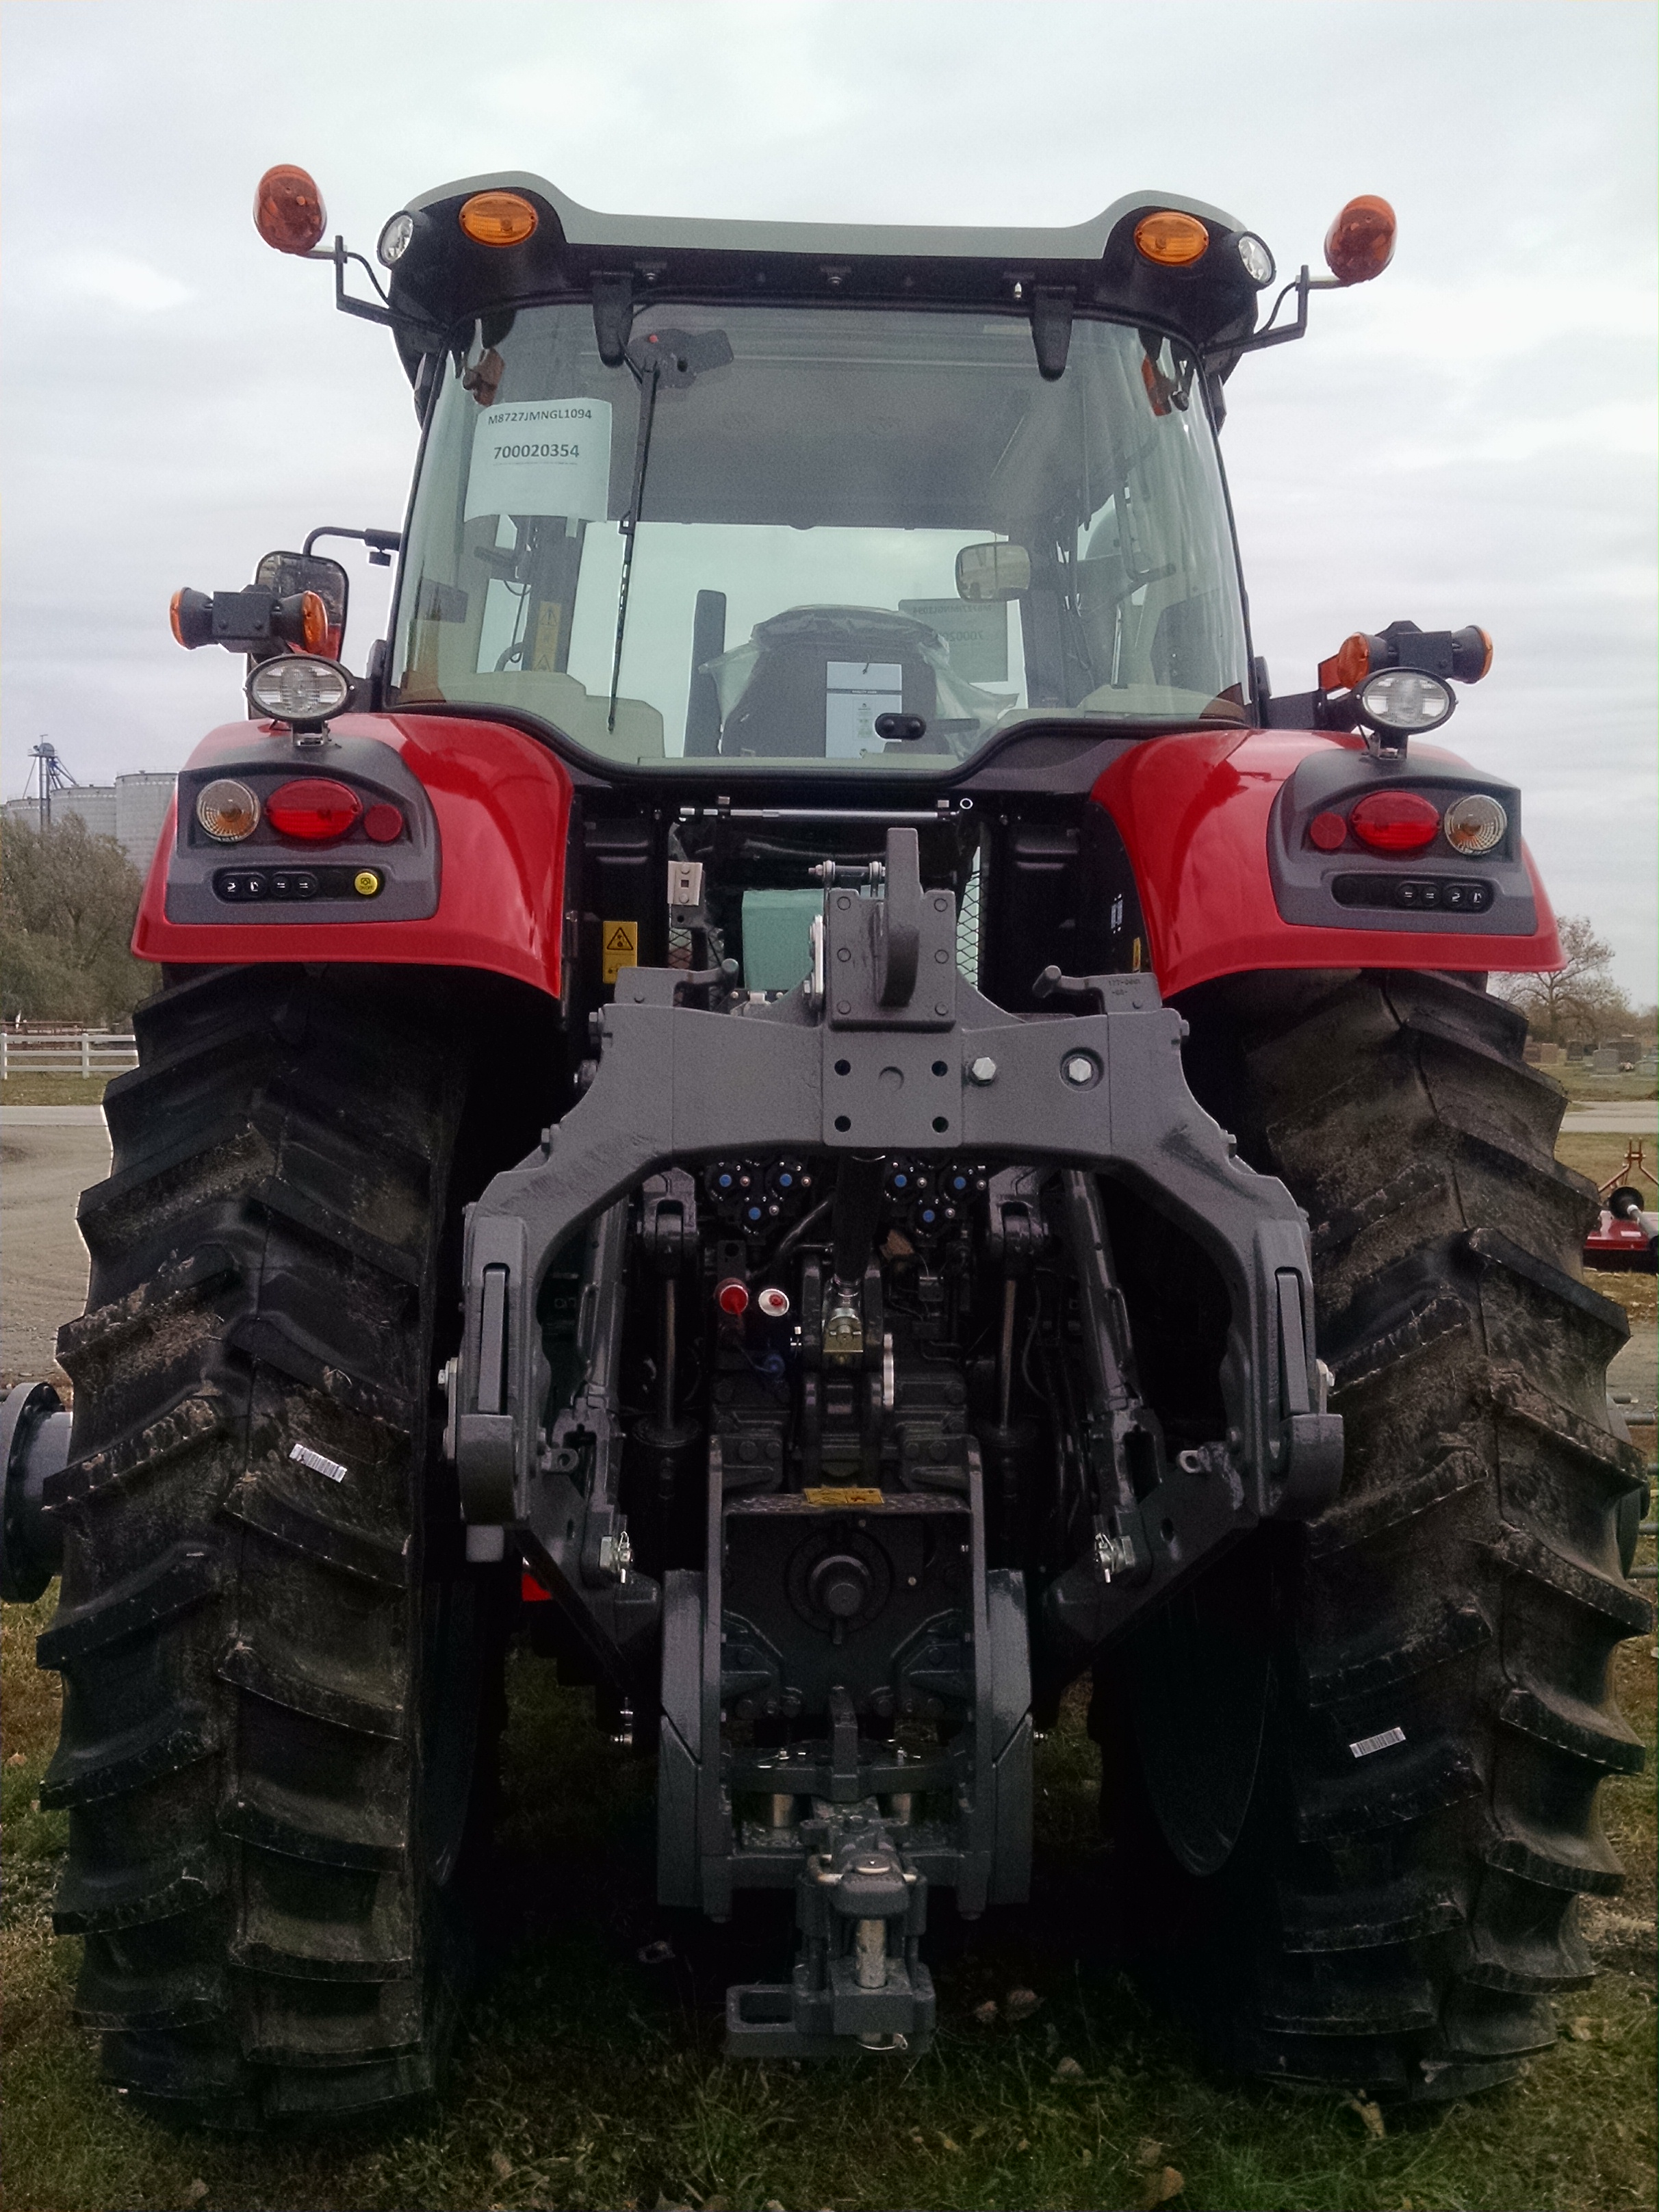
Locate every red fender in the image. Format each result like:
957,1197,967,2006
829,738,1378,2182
1091,728,1561,999
133,712,572,996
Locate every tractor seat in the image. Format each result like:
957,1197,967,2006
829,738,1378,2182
715,606,944,758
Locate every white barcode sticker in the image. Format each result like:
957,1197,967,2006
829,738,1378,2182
1349,1725,1406,1760
465,398,613,522
290,1442,348,1484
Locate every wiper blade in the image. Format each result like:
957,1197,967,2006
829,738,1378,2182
606,328,733,734
606,354,661,734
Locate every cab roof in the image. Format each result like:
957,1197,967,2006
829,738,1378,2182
384,172,1267,384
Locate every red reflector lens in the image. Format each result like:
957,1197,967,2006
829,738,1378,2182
266,778,363,842
520,1571,552,1604
716,1278,749,1317
362,802,404,843
1308,810,1348,852
1348,790,1440,852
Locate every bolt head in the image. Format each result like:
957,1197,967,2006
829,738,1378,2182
1064,1053,1096,1087
968,1055,998,1084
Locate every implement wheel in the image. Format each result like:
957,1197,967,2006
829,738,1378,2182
38,966,540,2125
1099,970,1651,2100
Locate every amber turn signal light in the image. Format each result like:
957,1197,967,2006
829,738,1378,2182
1452,625,1493,682
296,590,329,654
1324,195,1396,287
254,165,328,255
170,587,211,650
459,191,539,247
1134,210,1209,267
1318,634,1372,693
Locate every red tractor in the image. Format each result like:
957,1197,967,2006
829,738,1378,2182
3,167,1649,2126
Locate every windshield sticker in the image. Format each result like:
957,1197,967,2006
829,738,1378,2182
825,660,903,758
898,599,1009,684
465,399,613,523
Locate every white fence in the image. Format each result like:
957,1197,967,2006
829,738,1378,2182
1,1030,138,1079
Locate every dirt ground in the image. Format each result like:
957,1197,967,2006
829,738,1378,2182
0,1121,109,1389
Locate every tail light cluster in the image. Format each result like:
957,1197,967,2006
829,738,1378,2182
195,776,404,847
1307,789,1507,858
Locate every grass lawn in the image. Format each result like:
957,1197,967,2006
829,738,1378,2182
3,1600,1654,2212
1550,1066,1658,1106
0,1076,114,1107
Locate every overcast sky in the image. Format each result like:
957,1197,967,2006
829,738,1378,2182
3,0,1654,994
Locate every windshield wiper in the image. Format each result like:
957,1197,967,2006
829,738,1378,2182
606,329,734,734
606,354,661,734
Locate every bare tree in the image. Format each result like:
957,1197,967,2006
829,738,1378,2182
1491,914,1635,1044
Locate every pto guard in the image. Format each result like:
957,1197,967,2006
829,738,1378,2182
133,712,573,997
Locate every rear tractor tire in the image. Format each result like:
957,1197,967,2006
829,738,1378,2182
37,966,531,2126
1101,969,1651,2101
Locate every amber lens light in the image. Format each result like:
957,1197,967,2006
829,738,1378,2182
459,191,538,247
170,587,213,649
1324,194,1397,286
1349,791,1441,853
196,779,260,842
266,779,363,843
253,165,328,255
1356,669,1454,734
247,655,352,723
1452,624,1494,682
1443,793,1508,856
298,591,330,654
1317,633,1372,693
1134,210,1209,267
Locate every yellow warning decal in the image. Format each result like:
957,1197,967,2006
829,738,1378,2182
801,1486,885,1508
529,601,563,672
601,918,639,983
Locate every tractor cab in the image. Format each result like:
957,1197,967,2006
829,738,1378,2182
389,276,1255,765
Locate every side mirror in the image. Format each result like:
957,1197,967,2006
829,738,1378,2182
955,542,1031,602
254,551,350,660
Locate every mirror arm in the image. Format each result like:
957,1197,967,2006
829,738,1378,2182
313,235,393,327
303,525,403,567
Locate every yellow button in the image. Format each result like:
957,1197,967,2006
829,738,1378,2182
353,871,381,897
